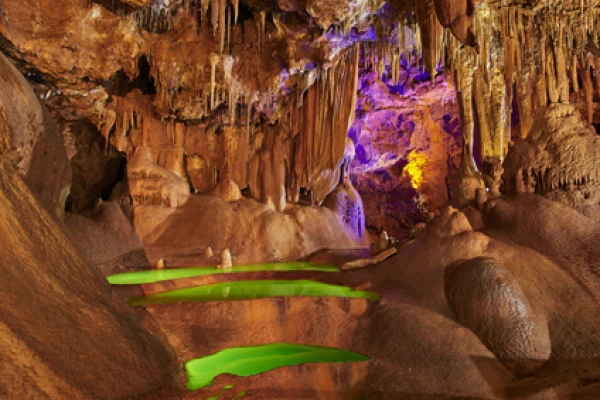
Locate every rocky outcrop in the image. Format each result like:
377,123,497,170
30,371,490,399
140,195,363,265
127,145,190,209
362,205,600,396
0,51,71,218
502,104,600,220
63,200,148,270
445,257,551,376
0,158,180,398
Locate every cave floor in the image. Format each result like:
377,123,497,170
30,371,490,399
97,195,600,400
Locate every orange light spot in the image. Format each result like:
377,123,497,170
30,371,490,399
402,151,428,189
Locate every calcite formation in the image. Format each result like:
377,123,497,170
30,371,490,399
503,103,600,220
3,0,600,217
323,140,366,238
0,0,368,229
127,146,190,208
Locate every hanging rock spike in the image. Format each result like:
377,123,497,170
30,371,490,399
233,0,239,24
209,53,219,110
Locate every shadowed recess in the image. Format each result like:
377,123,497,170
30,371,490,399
128,280,381,305
107,262,339,285
184,343,371,391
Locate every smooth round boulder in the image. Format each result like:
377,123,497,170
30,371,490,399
444,257,551,376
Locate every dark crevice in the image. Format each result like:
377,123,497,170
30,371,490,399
100,154,127,200
104,69,134,96
133,55,156,95
236,1,255,25
104,55,156,96
471,96,483,171
66,119,128,213
0,34,55,88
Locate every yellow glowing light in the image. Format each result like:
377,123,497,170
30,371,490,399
403,151,428,189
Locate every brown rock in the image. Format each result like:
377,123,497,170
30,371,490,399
445,257,551,376
0,51,71,218
0,159,179,398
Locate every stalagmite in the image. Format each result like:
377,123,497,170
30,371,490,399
370,230,390,255
391,52,399,85
219,248,232,269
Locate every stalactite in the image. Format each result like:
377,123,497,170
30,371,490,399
503,8,517,146
415,0,443,84
211,0,219,37
204,90,209,116
230,92,237,125
579,61,594,123
233,0,239,24
227,4,231,54
288,45,359,203
246,98,251,139
593,58,600,111
454,47,477,170
377,58,384,81
219,0,226,53
201,0,210,23
571,54,579,93
414,22,422,66
260,11,266,53
209,53,219,110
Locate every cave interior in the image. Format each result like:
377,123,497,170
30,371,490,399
1,0,600,398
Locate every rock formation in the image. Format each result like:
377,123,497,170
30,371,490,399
503,103,600,220
445,257,552,376
0,100,179,398
323,140,366,238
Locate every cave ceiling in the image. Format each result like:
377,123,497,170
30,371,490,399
3,0,595,128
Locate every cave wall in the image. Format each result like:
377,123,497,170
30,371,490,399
103,44,358,214
0,0,372,238
0,51,71,218
0,50,180,397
